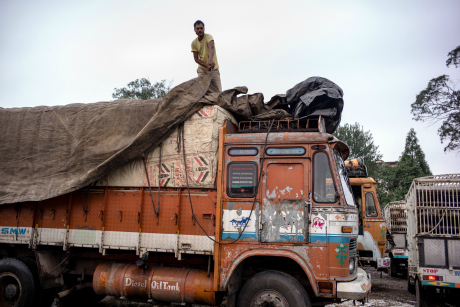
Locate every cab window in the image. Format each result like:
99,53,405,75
227,162,258,198
365,192,378,217
313,152,337,203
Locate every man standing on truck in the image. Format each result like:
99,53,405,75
191,20,222,91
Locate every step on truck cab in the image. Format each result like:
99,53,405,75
406,174,460,306
0,107,371,307
345,159,390,271
383,201,409,277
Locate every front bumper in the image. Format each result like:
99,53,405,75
336,268,372,300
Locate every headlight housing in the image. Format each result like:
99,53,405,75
349,256,357,274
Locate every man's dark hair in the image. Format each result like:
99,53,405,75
194,20,204,28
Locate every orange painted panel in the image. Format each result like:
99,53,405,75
0,204,20,227
69,189,105,231
38,195,69,229
141,190,180,234
104,190,140,232
266,163,304,199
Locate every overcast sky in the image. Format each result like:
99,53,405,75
1,0,459,175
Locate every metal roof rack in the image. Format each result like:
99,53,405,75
238,116,325,133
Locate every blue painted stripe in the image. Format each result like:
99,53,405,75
310,234,353,243
222,231,305,242
222,232,353,243
221,231,257,241
393,255,408,259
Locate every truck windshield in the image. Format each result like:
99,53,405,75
333,150,356,206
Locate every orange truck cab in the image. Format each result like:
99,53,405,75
345,159,390,271
0,109,371,307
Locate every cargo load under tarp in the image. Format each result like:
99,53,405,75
96,105,236,188
0,75,343,205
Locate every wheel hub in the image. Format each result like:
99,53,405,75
0,272,22,305
252,290,289,307
5,283,18,298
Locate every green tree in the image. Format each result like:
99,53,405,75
334,122,383,177
411,45,460,152
112,78,172,100
375,128,432,207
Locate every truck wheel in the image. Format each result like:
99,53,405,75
237,271,311,307
0,258,38,307
407,275,415,294
390,258,398,277
415,279,425,307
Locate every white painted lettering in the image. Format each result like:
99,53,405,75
150,281,180,292
125,278,147,288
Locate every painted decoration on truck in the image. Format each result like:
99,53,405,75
222,203,259,241
312,216,326,230
230,217,251,228
335,243,348,267
380,223,386,240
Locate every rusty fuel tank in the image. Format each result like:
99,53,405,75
93,263,216,305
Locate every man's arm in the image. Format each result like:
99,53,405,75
192,51,211,70
208,40,215,68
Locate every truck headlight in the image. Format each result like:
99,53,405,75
349,257,356,274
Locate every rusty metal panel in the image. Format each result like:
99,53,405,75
261,199,307,242
262,162,308,242
266,163,304,199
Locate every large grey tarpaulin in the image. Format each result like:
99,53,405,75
0,75,343,205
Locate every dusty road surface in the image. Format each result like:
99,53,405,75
59,266,458,307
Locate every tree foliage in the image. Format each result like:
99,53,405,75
411,45,460,152
375,128,432,207
334,122,383,176
446,45,460,68
112,78,172,100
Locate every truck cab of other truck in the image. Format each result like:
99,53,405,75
345,159,390,271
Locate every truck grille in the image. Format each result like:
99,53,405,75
349,238,358,257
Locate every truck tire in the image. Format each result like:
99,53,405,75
0,258,38,307
237,270,311,307
415,278,425,307
390,258,398,277
408,274,415,294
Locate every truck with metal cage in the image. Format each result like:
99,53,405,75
406,174,460,306
383,201,408,277
0,105,370,307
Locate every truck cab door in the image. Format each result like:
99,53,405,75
260,161,309,243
